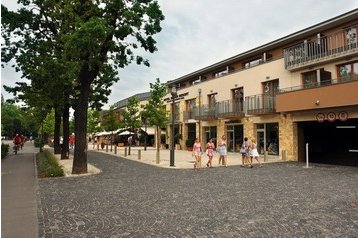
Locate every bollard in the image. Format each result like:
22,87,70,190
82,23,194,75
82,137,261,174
138,150,141,160
281,150,287,161
264,150,268,162
97,143,99,151
114,145,117,154
124,147,127,157
106,144,108,152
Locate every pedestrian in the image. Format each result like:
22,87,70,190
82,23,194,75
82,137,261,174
249,138,262,167
69,134,75,149
193,138,202,170
206,138,215,168
240,137,249,167
218,135,227,167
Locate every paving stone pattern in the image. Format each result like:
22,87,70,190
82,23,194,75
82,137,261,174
37,151,358,237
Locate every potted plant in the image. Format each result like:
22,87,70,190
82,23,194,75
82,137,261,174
185,138,195,151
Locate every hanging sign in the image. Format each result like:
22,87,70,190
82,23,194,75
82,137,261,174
327,112,336,122
338,111,348,121
316,113,325,122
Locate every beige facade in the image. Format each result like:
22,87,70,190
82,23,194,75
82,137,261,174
164,10,358,164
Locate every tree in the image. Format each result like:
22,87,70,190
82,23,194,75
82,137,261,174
2,1,164,174
101,107,120,152
122,96,141,155
142,78,168,164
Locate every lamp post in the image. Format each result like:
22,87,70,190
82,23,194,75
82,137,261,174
170,85,177,167
198,88,201,142
144,117,147,151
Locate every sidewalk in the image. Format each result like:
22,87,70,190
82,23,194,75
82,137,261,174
87,143,283,169
1,140,38,238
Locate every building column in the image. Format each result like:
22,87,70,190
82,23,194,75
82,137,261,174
279,114,298,161
243,117,255,139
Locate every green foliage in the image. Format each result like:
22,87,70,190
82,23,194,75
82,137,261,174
122,96,141,131
87,109,101,133
36,149,64,178
142,78,168,128
34,138,44,148
1,143,10,159
1,102,38,137
102,107,120,132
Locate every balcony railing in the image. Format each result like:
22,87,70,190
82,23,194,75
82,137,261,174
195,104,218,120
216,99,245,118
183,110,197,121
279,75,358,93
284,29,358,70
246,94,276,114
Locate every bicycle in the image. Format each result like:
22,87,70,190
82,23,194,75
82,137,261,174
13,143,20,155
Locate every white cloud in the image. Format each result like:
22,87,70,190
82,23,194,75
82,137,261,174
2,0,358,108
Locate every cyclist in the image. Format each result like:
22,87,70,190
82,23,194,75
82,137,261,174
13,134,22,154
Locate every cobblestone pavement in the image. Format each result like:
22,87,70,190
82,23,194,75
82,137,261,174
37,151,358,237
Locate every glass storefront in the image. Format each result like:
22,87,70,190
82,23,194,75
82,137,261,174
256,123,279,155
227,125,244,152
204,126,217,144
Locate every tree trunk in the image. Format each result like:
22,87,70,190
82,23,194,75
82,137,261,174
53,107,62,154
72,75,90,174
61,102,70,160
156,126,160,164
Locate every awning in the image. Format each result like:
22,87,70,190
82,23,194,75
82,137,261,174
118,130,134,136
140,127,156,135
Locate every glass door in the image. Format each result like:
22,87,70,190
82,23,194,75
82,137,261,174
227,126,234,152
257,130,265,155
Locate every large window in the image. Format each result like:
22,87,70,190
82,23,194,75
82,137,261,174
338,61,358,82
232,88,244,112
256,123,279,155
302,71,317,88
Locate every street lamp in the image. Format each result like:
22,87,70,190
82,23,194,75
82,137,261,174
170,85,177,167
198,88,201,142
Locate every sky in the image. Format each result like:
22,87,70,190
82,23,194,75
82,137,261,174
1,0,358,109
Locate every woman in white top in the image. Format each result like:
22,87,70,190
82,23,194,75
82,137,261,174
218,135,227,167
249,138,262,167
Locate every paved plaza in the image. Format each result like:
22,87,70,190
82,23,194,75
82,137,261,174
38,149,357,237
2,142,358,237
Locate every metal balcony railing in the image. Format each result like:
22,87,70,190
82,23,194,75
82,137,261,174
284,29,358,69
183,110,197,121
216,99,245,118
245,94,276,114
279,75,358,94
195,104,217,120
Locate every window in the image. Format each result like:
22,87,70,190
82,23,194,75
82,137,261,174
186,99,196,111
338,61,358,82
345,26,357,45
232,88,244,112
263,80,279,96
208,94,217,107
302,71,317,88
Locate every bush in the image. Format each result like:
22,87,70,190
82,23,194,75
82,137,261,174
36,149,64,178
34,138,44,148
1,143,10,159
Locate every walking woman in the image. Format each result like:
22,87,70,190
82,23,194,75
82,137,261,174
193,138,202,170
249,138,262,167
218,135,228,167
240,137,249,167
206,138,215,168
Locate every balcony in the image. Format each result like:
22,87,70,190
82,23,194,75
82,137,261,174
183,110,197,121
216,99,245,118
194,104,218,121
276,76,358,112
245,94,276,115
284,29,358,71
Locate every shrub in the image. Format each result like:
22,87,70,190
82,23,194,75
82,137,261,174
34,138,44,148
36,149,64,178
1,143,10,159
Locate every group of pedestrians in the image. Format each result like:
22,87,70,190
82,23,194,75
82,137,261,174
192,135,262,170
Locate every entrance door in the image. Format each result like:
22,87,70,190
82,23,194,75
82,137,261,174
257,130,265,155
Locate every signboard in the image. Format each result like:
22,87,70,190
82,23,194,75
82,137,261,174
316,113,325,122
316,111,349,123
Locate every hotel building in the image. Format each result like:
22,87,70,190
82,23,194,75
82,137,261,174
163,9,358,166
